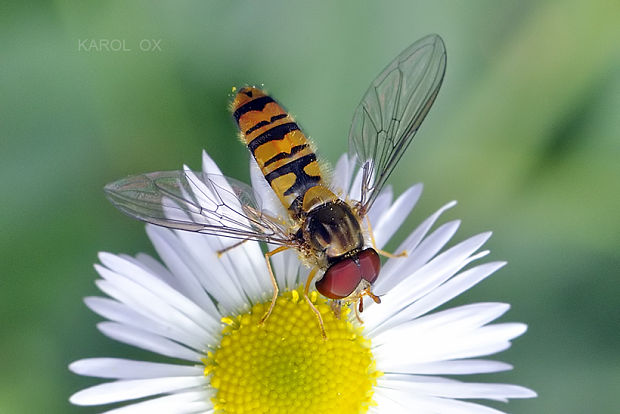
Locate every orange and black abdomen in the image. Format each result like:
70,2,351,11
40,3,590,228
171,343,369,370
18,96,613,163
232,87,327,216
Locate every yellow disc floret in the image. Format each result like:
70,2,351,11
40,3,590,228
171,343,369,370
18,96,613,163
203,287,380,414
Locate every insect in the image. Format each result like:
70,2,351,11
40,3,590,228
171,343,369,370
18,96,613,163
105,34,446,338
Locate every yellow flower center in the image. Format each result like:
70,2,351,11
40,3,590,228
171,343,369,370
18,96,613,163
203,288,380,414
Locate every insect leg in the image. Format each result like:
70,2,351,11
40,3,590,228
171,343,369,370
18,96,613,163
354,300,364,324
355,288,381,324
259,245,290,326
365,216,408,259
216,238,249,257
363,288,381,305
303,268,327,340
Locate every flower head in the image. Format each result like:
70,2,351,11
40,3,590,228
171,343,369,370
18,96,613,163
70,151,535,413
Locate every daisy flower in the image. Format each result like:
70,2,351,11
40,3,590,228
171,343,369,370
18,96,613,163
69,151,536,413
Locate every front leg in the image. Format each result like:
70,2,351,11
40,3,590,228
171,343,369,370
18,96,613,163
259,245,289,325
303,268,327,340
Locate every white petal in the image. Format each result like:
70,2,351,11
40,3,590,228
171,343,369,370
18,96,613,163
201,150,223,176
69,358,203,379
375,323,527,367
372,302,511,348
249,157,286,218
348,163,365,202
371,388,416,414
69,376,207,405
182,165,220,213
330,154,352,196
200,150,292,305
94,265,216,344
147,225,242,314
375,200,457,293
371,261,506,336
174,227,269,310
102,393,211,414
376,388,509,414
85,296,208,351
366,186,393,231
380,375,537,400
97,253,218,334
419,302,510,330
365,232,491,332
374,217,461,295
381,359,512,375
102,390,211,414
219,234,272,304
248,158,302,291
181,167,269,303
371,184,423,249
413,302,508,333
133,252,178,287
97,322,203,362
185,155,272,304
268,243,302,291
145,225,220,315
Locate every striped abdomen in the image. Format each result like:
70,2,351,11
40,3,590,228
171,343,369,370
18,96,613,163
232,87,334,216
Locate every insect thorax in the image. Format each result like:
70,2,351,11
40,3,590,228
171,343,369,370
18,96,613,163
302,199,365,262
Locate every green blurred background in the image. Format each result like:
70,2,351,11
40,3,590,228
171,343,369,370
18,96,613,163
2,1,619,412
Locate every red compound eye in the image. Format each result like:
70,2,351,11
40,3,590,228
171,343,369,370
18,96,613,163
358,249,381,284
316,258,361,299
315,249,382,299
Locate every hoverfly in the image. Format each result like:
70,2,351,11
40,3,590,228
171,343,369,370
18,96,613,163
105,34,446,338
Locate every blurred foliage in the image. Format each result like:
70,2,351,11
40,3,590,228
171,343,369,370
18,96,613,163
1,1,618,413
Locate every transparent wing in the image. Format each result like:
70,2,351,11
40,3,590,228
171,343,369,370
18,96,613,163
104,170,294,245
349,34,446,214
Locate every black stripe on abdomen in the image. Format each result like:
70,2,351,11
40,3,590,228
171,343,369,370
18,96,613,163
263,144,308,167
233,96,275,124
264,153,321,197
245,120,270,135
247,122,300,154
244,114,290,135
